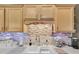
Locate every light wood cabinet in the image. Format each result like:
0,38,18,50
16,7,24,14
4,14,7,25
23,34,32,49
23,5,55,19
0,5,75,33
0,8,4,32
56,5,75,32
23,5,75,32
23,5,55,32
23,5,38,19
40,5,54,18
5,8,23,32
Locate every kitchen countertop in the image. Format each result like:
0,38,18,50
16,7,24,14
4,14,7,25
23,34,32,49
0,45,79,54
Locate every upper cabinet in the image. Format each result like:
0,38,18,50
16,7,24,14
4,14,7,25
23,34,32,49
23,4,75,32
40,5,55,18
23,5,38,19
0,4,75,33
23,5,55,20
56,5,75,32
5,7,23,32
0,8,4,32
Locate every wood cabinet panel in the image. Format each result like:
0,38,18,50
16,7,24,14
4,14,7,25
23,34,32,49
23,5,38,18
23,5,55,19
5,8,23,32
56,7,74,32
40,5,54,18
0,8,4,32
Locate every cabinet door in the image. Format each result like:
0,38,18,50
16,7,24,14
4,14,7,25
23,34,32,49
23,5,38,19
56,7,74,32
0,8,4,32
5,8,23,32
40,5,54,18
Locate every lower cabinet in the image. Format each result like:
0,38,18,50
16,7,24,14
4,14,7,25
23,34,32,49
5,8,23,32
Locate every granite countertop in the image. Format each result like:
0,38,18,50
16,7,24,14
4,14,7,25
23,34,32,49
0,46,79,54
